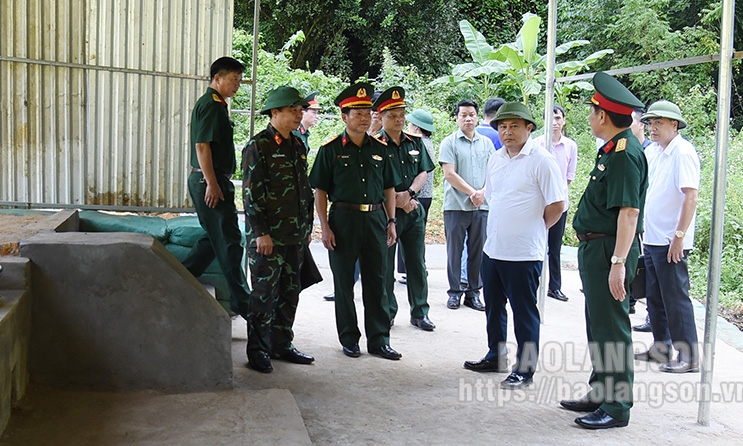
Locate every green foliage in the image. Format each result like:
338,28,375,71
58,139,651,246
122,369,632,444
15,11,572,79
433,14,612,106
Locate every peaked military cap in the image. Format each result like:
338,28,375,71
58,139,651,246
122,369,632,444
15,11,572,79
406,109,435,133
260,86,309,115
334,82,375,109
641,100,687,129
373,86,406,113
491,102,538,130
305,92,322,110
588,72,644,116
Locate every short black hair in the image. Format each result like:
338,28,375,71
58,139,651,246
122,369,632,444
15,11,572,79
483,98,506,118
454,99,478,116
210,57,245,80
592,104,633,128
553,105,566,117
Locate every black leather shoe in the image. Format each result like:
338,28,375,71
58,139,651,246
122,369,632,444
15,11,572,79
463,358,509,373
632,315,652,332
560,395,601,412
248,352,273,373
410,315,436,331
323,293,335,301
463,295,485,311
575,409,629,429
629,304,636,314
547,289,569,302
659,360,699,373
278,348,315,364
634,346,671,363
369,345,402,360
398,275,407,285
500,372,533,389
447,295,461,309
342,344,361,358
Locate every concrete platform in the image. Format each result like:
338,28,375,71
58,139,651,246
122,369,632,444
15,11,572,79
0,387,311,445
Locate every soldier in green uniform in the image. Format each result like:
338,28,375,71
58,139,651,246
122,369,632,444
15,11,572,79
559,72,647,429
292,91,321,154
242,86,314,373
372,87,436,331
309,82,403,360
182,56,251,320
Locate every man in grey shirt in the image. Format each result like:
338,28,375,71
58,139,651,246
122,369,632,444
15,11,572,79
439,99,495,311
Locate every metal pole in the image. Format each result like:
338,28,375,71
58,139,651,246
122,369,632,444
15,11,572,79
250,0,260,139
698,0,735,426
538,0,558,323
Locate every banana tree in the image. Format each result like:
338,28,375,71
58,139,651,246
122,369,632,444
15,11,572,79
433,13,614,106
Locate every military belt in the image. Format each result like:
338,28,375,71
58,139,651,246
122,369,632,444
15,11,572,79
576,232,610,242
333,202,383,212
191,167,232,180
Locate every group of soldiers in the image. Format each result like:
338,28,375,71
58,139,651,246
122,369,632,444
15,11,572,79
186,56,700,430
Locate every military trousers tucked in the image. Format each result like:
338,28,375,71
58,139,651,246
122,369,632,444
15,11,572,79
246,243,303,355
644,244,698,363
328,206,390,350
182,172,250,316
481,255,542,378
578,235,640,422
387,205,429,320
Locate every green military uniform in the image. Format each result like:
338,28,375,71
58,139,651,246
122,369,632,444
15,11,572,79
572,72,648,423
309,128,399,351
376,127,434,321
292,123,311,154
183,86,250,318
242,87,312,364
243,121,313,358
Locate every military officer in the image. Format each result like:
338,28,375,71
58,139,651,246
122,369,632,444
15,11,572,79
293,91,321,153
182,56,251,320
309,82,403,360
559,72,647,429
372,87,436,331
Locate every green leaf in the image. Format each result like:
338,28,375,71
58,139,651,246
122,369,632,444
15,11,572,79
583,49,615,65
459,19,494,64
555,40,590,56
518,13,541,63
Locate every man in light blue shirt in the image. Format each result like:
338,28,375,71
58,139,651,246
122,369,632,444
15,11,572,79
439,99,495,311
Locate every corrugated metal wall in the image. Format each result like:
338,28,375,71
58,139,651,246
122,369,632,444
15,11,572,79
0,0,234,209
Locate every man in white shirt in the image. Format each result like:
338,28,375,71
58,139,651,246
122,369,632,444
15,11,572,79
634,100,700,373
536,105,578,302
463,102,565,389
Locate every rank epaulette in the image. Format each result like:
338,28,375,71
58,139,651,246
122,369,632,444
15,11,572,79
403,130,422,139
372,133,388,146
616,138,627,152
321,134,341,147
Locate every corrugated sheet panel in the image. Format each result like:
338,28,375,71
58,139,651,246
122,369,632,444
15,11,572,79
0,0,234,209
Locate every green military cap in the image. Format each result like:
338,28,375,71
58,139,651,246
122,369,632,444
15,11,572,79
260,86,309,115
305,92,322,110
334,82,375,109
406,109,436,133
490,102,538,130
588,72,645,116
372,86,406,113
641,100,687,129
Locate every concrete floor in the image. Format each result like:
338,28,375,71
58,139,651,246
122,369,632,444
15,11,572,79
3,242,743,445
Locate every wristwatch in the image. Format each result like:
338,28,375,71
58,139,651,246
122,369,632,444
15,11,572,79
387,218,397,225
407,188,417,198
674,230,685,238
610,255,626,265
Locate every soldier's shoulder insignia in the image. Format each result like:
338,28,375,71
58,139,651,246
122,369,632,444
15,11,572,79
403,130,421,139
616,138,627,152
212,93,222,102
372,134,387,146
321,134,341,147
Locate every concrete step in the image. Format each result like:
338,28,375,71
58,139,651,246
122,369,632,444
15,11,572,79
1,386,311,445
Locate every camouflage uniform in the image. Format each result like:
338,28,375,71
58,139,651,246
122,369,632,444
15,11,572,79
376,129,435,321
242,123,313,357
